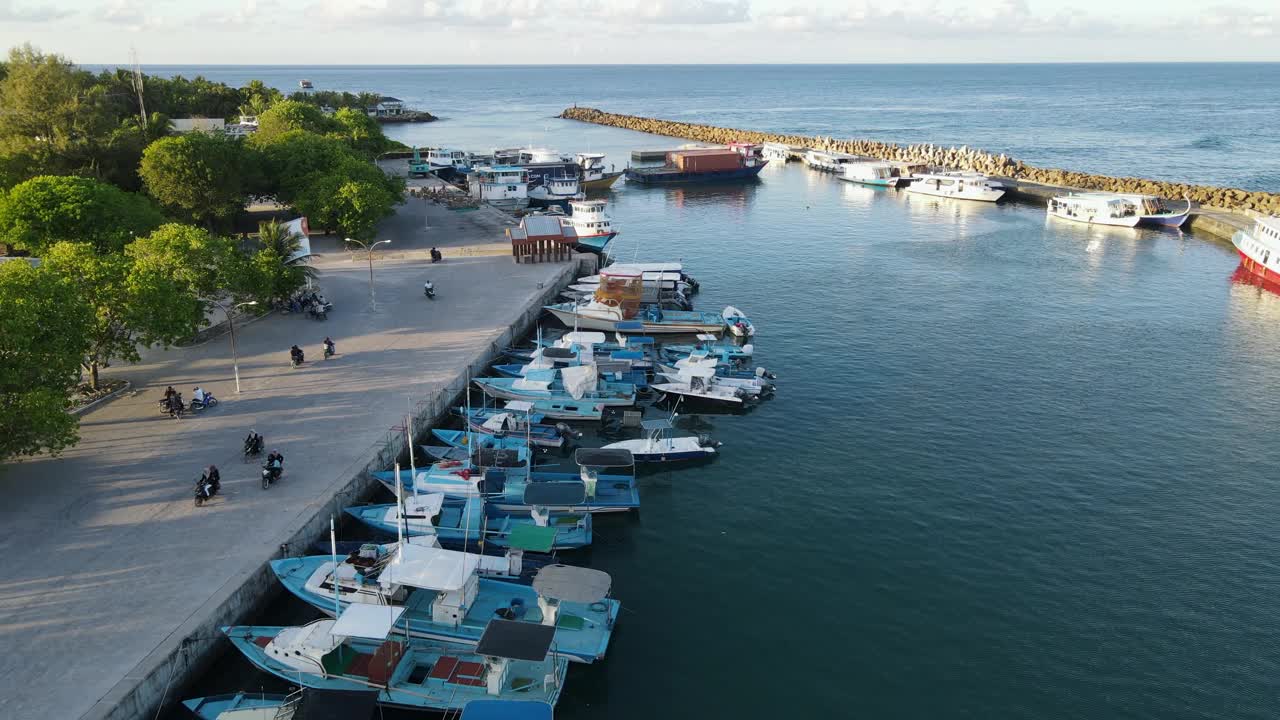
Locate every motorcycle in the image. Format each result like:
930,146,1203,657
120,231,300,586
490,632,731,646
190,393,218,411
262,462,282,489
290,349,305,368
430,248,443,263
323,342,335,360
243,436,264,463
160,396,184,420
424,283,436,300
194,476,219,506
308,303,329,321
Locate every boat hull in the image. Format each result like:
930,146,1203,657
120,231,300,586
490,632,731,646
906,185,1005,202
624,163,766,185
543,306,724,335
344,504,593,550
1047,209,1141,227
581,172,623,192
471,379,635,407
182,693,288,720
1141,211,1190,228
573,231,617,253
839,175,900,188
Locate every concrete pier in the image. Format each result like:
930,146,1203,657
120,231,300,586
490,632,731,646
0,196,594,720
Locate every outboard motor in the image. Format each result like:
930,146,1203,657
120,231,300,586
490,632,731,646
697,433,721,448
754,366,778,380
555,422,582,440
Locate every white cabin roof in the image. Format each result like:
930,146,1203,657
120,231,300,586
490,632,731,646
379,543,480,591
331,604,405,640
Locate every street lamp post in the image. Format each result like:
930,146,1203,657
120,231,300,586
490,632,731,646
345,238,392,307
216,300,258,393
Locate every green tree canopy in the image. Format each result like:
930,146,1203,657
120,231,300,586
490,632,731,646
255,100,333,142
329,107,391,157
333,179,399,241
0,175,164,255
0,259,93,460
139,132,248,229
245,219,316,304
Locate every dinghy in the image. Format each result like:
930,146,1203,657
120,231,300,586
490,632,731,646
222,609,568,711
722,306,755,337
601,418,719,464
272,544,618,664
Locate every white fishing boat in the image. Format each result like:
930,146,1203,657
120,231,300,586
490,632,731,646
1116,193,1192,228
527,174,582,208
1047,193,1142,227
601,418,719,464
650,366,749,406
469,166,530,210
520,147,567,164
544,269,726,334
906,172,1005,202
561,199,617,253
803,149,858,173
1231,215,1280,284
575,153,623,192
839,161,904,188
761,142,793,163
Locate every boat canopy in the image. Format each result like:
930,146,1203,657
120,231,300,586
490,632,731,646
474,619,556,662
640,419,673,431
574,448,635,467
461,700,554,720
295,689,381,720
506,524,558,553
403,493,445,517
678,365,717,379
560,364,597,400
533,564,612,603
380,544,480,591
523,481,587,506
330,603,405,640
504,400,535,413
695,333,719,342
562,331,607,345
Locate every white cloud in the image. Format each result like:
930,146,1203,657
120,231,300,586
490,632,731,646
1201,5,1275,37
0,0,73,22
96,0,170,29
757,0,1104,36
582,0,749,24
199,0,281,27
307,0,746,27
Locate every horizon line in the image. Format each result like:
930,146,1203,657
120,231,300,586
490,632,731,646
80,60,1280,68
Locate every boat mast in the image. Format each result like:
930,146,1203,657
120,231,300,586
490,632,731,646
394,461,404,553
407,413,418,501
329,516,341,618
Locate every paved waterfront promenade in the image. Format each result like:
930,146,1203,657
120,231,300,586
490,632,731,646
0,201,579,720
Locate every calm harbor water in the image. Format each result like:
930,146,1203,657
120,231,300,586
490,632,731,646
154,66,1280,719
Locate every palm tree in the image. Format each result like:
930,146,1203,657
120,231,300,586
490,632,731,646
253,219,317,304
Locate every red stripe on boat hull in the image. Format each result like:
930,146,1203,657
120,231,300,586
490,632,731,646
1236,249,1280,285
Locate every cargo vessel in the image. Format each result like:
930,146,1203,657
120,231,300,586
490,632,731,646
624,143,767,185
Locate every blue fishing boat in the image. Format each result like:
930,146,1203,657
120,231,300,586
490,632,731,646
453,407,579,448
506,333,657,369
492,362,649,389
346,493,593,550
472,370,636,407
432,428,536,452
181,692,291,720
660,333,755,364
272,545,618,664
222,609,567,711
307,538,556,585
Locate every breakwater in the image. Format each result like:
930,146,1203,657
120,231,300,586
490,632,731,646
559,107,1280,216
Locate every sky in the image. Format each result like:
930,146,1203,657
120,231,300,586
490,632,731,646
1,0,1278,64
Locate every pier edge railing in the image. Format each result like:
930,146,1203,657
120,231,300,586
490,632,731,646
558,106,1280,218
87,254,596,720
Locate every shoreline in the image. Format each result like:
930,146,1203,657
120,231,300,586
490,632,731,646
558,106,1277,238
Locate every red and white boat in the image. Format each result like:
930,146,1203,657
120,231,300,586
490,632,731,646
1232,216,1280,283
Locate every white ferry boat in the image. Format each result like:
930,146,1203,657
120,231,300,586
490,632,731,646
839,161,904,188
468,166,529,210
1047,193,1141,227
1232,216,1280,284
906,172,1005,202
803,150,858,173
561,199,617,253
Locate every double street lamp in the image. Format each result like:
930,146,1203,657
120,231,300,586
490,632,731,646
215,300,258,394
346,238,392,307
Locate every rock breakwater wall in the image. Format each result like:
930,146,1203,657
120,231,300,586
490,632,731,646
559,107,1279,216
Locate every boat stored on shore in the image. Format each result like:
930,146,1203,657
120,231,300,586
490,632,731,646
839,161,905,188
1232,216,1280,284
1047,193,1141,227
906,172,1005,202
222,610,567,711
624,145,766,185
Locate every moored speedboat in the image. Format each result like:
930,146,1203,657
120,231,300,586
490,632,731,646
722,306,755,337
601,418,719,464
454,407,578,448
650,366,752,407
471,368,636,407
839,161,904,187
1232,216,1280,284
906,172,1005,202
271,545,619,663
222,610,568,711
346,493,593,550
1047,193,1142,227
181,691,294,720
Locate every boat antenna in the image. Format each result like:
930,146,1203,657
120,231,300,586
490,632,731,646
329,516,341,618
394,461,404,555
407,413,418,501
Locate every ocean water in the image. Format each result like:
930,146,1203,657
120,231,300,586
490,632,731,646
139,63,1280,191
153,65,1280,720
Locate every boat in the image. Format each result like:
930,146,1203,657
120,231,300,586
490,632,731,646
1047,193,1142,227
458,398,608,422
527,173,583,209
181,691,293,720
519,147,567,164
271,544,618,664
454,407,578,448
624,144,767,185
492,340,648,388
906,171,1005,202
560,199,617,253
346,492,593,550
839,161,905,188
471,367,636,407
761,142,793,162
462,700,554,720
660,334,753,364
222,608,568,711
590,262,700,294
544,269,727,334
601,418,719,464
298,79,314,90
1232,216,1280,284
650,366,752,407
722,306,755,337
1117,193,1192,228
309,535,555,586
468,166,529,210
575,153,623,193
655,364,773,397
803,149,859,173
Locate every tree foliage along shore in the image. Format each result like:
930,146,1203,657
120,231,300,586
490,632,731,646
0,44,408,461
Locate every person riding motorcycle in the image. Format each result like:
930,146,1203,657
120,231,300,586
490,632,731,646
192,386,207,406
290,345,304,365
323,337,335,358
423,280,435,299
430,247,442,263
244,430,264,456
202,465,221,494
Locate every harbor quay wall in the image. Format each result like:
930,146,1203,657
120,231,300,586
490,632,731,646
558,107,1280,219
90,255,596,720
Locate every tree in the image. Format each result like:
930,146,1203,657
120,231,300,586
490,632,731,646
329,107,392,157
0,175,164,255
246,219,316,304
140,132,248,229
255,100,333,142
0,259,92,460
252,130,352,201
333,179,399,241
